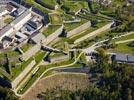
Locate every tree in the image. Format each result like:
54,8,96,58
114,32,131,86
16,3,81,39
0,86,18,100
87,0,94,13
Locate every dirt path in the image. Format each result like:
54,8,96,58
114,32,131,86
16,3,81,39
116,39,134,44
21,73,90,100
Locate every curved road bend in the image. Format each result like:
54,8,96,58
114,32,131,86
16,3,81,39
15,52,84,98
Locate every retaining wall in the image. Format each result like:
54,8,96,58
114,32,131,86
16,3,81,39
67,21,91,37
11,60,36,89
45,25,64,45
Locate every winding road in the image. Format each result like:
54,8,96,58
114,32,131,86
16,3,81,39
14,51,84,98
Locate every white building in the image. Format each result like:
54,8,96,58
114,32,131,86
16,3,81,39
0,9,31,41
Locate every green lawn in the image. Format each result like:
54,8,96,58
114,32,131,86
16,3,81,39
49,14,63,24
25,0,51,13
42,0,57,6
42,63,83,78
49,52,66,58
0,50,21,67
42,25,61,36
49,13,77,24
18,60,74,94
62,1,88,13
0,50,22,80
74,29,111,49
6,50,20,57
0,53,6,61
4,17,14,24
11,58,34,80
109,42,134,54
21,43,35,52
62,14,75,21
34,51,47,64
64,19,87,31
0,68,11,80
69,21,109,42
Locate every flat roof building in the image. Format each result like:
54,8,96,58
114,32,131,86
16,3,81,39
114,53,134,64
127,55,134,63
15,32,27,39
115,54,128,62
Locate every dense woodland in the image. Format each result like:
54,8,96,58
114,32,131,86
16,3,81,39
88,0,134,32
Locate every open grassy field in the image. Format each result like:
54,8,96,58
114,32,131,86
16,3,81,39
42,25,61,37
109,42,134,54
49,14,63,24
11,58,34,80
64,19,87,31
25,0,51,13
41,0,57,6
22,73,90,100
21,43,35,53
61,1,88,13
113,33,134,42
34,51,46,64
69,21,110,42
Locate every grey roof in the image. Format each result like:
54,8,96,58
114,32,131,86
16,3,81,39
2,36,13,45
27,20,42,29
25,24,35,32
115,54,127,62
2,36,13,42
12,9,30,25
128,0,134,3
127,55,134,63
0,24,12,37
3,39,11,44
31,33,45,44
15,32,27,39
0,0,11,4
15,7,25,16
